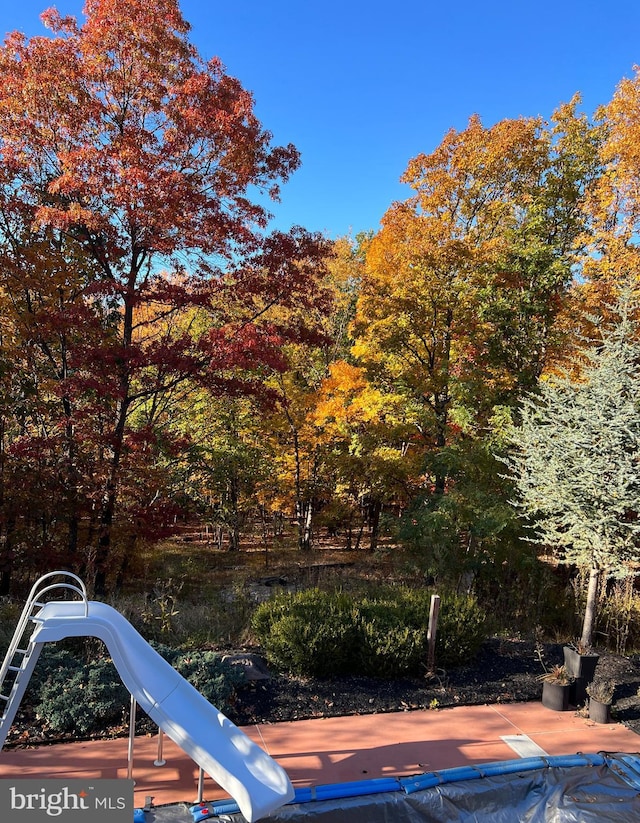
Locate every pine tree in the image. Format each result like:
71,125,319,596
504,294,640,647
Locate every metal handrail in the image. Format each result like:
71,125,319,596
28,583,89,618
0,572,88,686
27,571,88,611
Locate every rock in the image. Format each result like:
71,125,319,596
257,576,289,587
222,653,271,681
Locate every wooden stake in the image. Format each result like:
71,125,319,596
426,594,440,674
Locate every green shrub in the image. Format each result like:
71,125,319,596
29,642,245,737
252,587,487,678
434,592,488,667
36,657,129,736
356,610,426,677
151,643,245,713
251,590,360,677
26,646,97,703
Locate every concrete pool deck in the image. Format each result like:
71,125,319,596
0,701,638,808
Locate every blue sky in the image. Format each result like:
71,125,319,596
3,1,640,239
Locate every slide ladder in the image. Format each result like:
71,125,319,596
0,571,88,748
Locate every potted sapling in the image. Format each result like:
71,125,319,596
587,679,615,724
539,665,572,712
563,640,599,705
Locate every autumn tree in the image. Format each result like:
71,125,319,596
354,116,547,494
575,67,640,315
311,360,421,551
0,208,111,588
249,237,367,552
352,105,600,582
168,391,269,551
0,0,329,593
504,296,640,648
481,100,603,388
259,345,330,552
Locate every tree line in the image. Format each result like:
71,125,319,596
0,0,639,599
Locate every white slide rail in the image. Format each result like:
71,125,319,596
0,575,294,822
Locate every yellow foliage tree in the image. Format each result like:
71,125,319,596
311,360,423,550
578,67,640,310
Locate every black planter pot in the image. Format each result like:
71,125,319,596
589,698,611,724
542,681,570,711
564,648,599,705
563,647,599,681
570,676,590,706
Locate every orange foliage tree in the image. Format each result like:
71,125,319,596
352,105,600,583
578,67,640,311
311,360,422,551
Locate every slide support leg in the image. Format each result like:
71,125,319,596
128,695,137,781
154,728,166,767
197,767,205,803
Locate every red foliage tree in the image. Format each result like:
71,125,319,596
0,0,329,593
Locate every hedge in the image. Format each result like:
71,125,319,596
251,586,486,677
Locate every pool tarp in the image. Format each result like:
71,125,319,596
144,752,640,823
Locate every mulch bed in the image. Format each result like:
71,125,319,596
5,638,640,748
231,638,640,734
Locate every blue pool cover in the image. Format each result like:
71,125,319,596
180,752,640,823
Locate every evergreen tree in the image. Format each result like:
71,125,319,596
504,295,640,647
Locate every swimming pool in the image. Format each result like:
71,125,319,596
142,751,640,822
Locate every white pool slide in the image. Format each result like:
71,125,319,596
1,595,294,822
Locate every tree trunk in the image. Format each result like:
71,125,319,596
91,398,130,597
0,513,15,596
91,267,137,597
432,307,453,496
93,486,116,597
227,472,240,551
62,397,80,564
581,566,601,649
0,413,11,596
368,498,382,552
228,527,240,551
297,499,313,552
